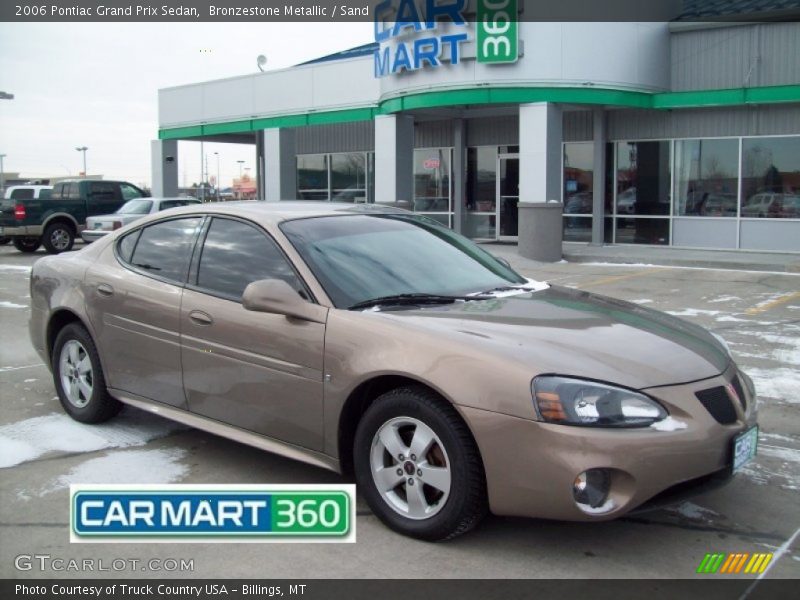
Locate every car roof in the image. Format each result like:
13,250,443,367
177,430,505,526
156,200,409,225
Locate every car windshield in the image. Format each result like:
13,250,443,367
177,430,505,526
280,213,527,309
117,199,153,214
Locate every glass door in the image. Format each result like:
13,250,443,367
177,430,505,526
497,154,520,239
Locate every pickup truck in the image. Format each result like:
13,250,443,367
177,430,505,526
0,179,147,254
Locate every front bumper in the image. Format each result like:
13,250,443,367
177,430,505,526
462,365,757,521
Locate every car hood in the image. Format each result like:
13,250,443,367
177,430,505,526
375,285,730,390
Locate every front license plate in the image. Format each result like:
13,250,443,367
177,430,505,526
733,425,758,472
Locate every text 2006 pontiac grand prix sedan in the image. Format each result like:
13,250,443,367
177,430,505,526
29,202,759,540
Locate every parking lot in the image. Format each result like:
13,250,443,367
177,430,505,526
1,242,798,580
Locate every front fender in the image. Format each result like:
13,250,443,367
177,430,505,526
322,309,537,458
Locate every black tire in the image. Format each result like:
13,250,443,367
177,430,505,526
12,236,41,253
354,386,488,541
42,221,75,254
0,236,9,245
52,323,121,423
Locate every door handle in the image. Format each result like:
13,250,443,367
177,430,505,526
96,283,114,297
188,310,213,326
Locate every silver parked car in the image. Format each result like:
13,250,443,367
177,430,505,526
81,197,201,243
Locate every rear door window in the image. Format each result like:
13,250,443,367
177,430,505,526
65,183,81,200
128,217,203,284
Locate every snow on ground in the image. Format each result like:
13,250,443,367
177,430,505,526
739,431,800,492
708,295,742,304
0,409,185,468
745,368,799,403
666,308,722,317
53,448,189,489
759,444,800,464
0,301,26,309
0,364,44,373
761,432,799,445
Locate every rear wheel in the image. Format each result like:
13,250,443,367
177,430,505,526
354,386,488,541
13,236,41,253
53,323,121,423
0,236,9,245
43,222,75,254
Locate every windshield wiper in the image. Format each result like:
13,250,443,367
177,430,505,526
349,293,491,311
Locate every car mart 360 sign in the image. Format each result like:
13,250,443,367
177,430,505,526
70,484,355,543
374,0,519,78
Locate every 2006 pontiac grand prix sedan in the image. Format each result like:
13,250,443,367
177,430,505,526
29,202,759,540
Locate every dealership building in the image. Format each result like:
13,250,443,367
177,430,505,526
152,2,800,254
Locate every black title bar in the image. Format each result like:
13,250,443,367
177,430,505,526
3,0,797,23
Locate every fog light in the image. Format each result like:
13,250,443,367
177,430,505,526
573,469,610,509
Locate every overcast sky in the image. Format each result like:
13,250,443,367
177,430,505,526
0,23,373,189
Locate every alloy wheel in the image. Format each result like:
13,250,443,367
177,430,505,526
50,228,71,251
370,416,451,520
59,340,93,408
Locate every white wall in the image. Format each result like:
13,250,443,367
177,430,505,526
159,23,670,129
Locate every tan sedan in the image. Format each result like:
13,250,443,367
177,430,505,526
29,202,759,540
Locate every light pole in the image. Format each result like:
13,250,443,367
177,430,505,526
236,161,245,199
0,154,6,197
75,146,88,176
214,151,220,200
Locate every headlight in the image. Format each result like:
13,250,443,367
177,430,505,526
532,376,667,428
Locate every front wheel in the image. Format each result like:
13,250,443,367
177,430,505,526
53,323,121,423
354,386,488,541
43,222,75,254
13,236,41,253
0,236,9,245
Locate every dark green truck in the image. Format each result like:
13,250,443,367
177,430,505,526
0,179,147,254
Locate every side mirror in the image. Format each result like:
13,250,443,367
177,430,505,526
242,279,326,323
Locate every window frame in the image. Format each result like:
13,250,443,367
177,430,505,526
185,215,316,305
114,215,207,287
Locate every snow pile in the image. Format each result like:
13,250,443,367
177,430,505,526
0,410,184,468
745,368,800,404
53,448,189,489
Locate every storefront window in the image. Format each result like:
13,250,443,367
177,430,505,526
563,142,594,242
674,139,738,217
330,152,367,203
615,141,670,245
297,152,372,203
414,148,452,227
741,136,800,219
466,147,497,239
297,154,328,201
